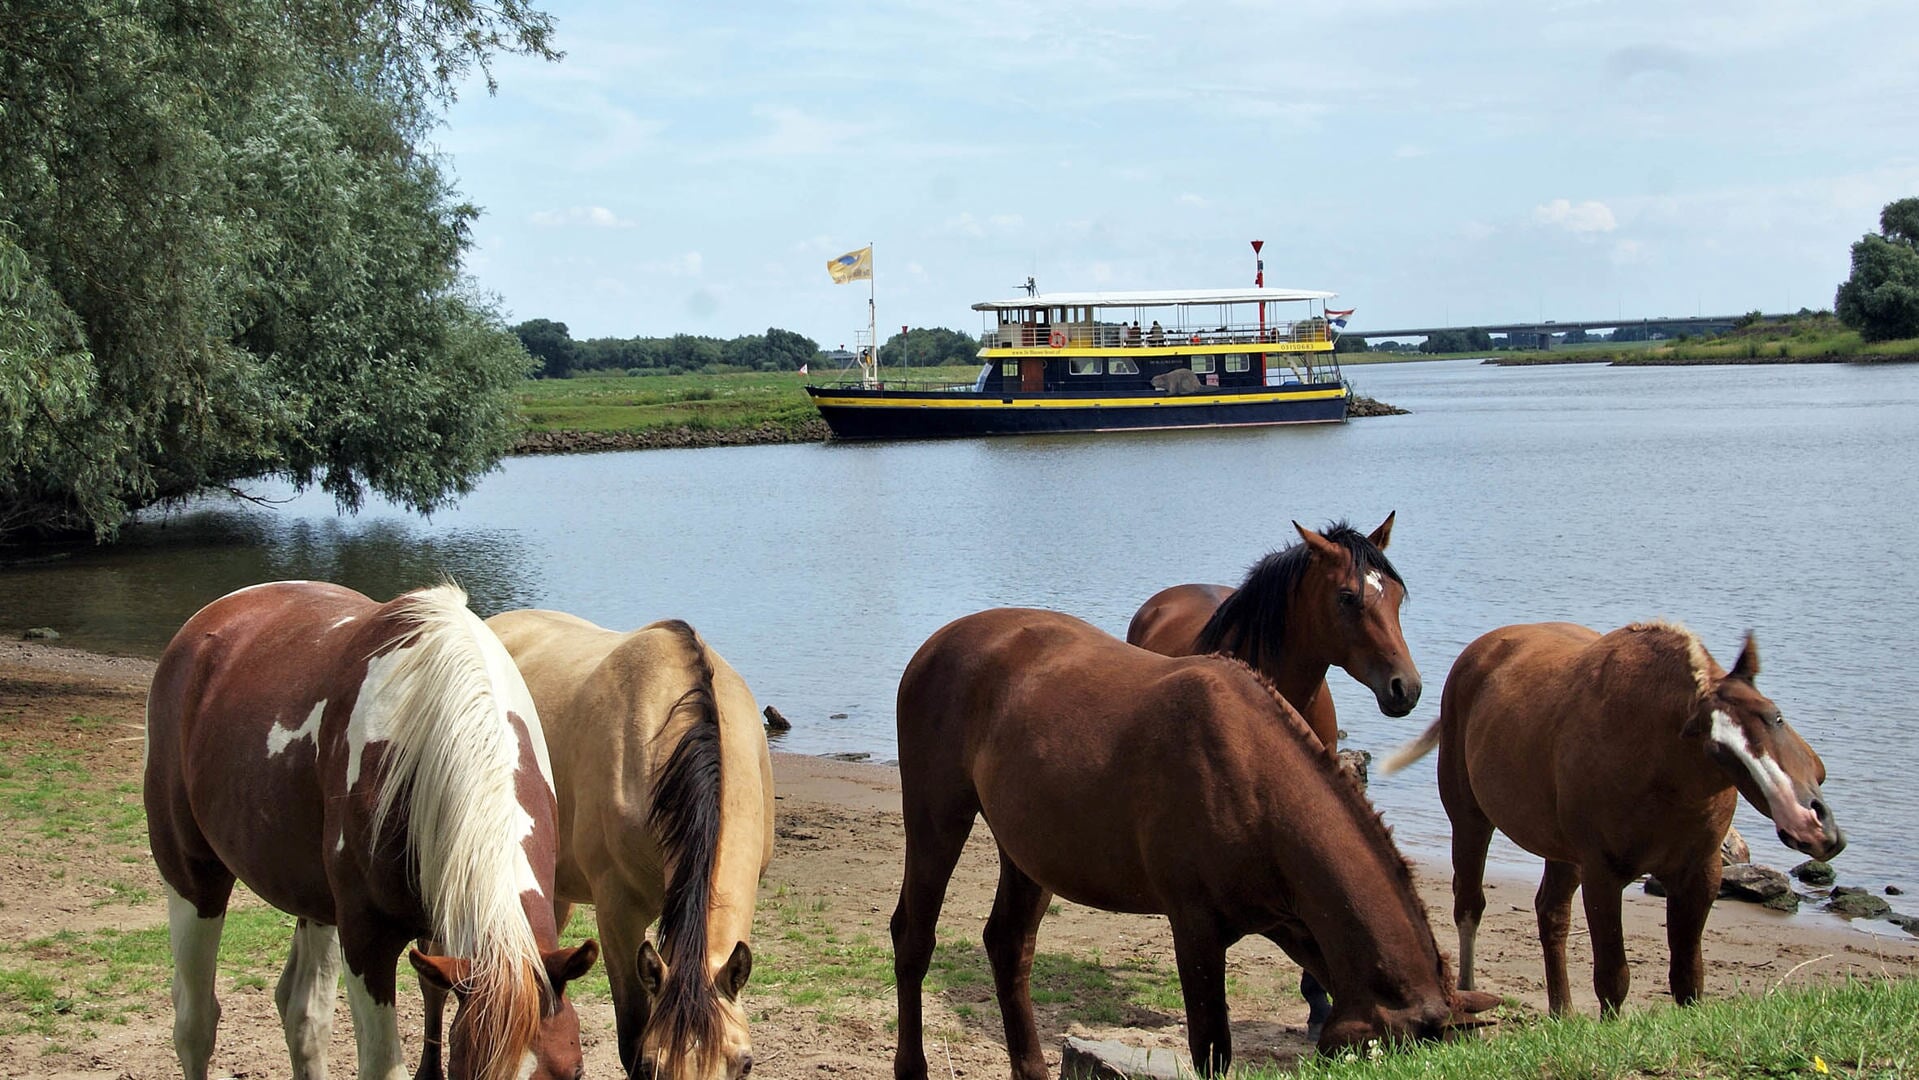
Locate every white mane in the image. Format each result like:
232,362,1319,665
366,584,551,996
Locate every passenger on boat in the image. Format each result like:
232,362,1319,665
1148,320,1165,347
1126,321,1142,346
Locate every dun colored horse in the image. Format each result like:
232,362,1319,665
422,611,775,1080
1126,514,1418,751
144,582,598,1080
1387,621,1845,1016
893,609,1497,1079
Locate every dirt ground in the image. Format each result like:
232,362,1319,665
2,642,1915,1080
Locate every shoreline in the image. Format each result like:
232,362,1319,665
5,638,1907,943
1484,352,1912,367
4,641,1916,1078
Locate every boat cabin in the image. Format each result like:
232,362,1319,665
970,288,1343,394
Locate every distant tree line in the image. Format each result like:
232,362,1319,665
513,320,983,377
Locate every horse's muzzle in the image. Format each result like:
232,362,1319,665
1377,675,1422,718
1776,787,1845,860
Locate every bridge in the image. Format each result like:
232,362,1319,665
1347,313,1783,348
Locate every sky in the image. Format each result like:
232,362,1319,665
438,0,1919,346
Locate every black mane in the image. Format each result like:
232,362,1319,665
1193,521,1404,671
645,619,725,1069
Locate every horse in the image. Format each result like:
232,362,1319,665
1385,621,1845,1016
420,611,775,1080
1126,514,1418,753
144,581,598,1080
1127,514,1417,1035
891,608,1497,1079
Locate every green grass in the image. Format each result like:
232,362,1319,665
516,365,985,437
0,906,295,1037
0,734,146,853
1237,977,1918,1079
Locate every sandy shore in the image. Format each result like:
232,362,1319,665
2,641,1915,1079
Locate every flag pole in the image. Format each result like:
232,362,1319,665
866,242,878,388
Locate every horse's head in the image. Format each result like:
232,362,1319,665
631,939,756,1079
1293,513,1422,716
1685,633,1845,860
411,941,599,1080
1316,986,1501,1055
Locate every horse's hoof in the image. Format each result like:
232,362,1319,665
1306,1021,1324,1043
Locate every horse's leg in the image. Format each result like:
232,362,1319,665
1259,927,1332,1041
1579,868,1631,1015
339,924,413,1080
1439,755,1494,991
890,791,977,1080
412,937,446,1080
591,886,659,1078
164,881,231,1080
1534,860,1581,1016
1169,915,1232,1077
982,851,1055,1080
277,919,343,1080
1661,860,1719,1006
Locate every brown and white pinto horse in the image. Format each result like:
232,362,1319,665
1126,514,1419,752
144,582,598,1080
425,611,774,1080
1387,621,1845,1016
892,609,1497,1079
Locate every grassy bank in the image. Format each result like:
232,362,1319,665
1480,316,1919,366
1255,977,1919,1079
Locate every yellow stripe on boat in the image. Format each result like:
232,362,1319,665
811,388,1350,410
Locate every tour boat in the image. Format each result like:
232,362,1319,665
805,285,1351,440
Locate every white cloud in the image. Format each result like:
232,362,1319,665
1393,144,1427,159
641,252,704,278
1533,199,1618,234
1178,193,1208,207
528,206,638,229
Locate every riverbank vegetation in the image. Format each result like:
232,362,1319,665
0,1,562,546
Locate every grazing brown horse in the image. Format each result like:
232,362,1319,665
420,611,774,1080
145,582,598,1080
892,608,1497,1079
1126,514,1418,751
1387,621,1845,1016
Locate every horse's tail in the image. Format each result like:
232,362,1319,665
646,620,727,1076
1382,716,1443,775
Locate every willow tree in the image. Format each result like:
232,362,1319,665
0,0,557,543
1836,198,1919,344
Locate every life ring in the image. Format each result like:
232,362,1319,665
1190,334,1202,345
1048,330,1066,349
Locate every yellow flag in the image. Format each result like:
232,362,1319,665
827,245,872,284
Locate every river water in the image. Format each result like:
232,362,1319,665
5,358,1916,904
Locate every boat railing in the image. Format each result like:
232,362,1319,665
982,319,1332,349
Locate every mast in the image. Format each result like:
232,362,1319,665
863,243,879,388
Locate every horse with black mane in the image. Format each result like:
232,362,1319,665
1127,514,1419,750
145,582,598,1080
417,610,774,1080
1126,513,1418,1033
892,608,1495,1079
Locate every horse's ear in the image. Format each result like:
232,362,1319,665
1729,632,1760,683
409,949,471,997
1368,511,1396,550
718,941,753,1000
543,939,599,996
1294,521,1341,559
637,940,666,999
1446,988,1502,1031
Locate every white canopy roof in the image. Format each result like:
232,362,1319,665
972,287,1336,312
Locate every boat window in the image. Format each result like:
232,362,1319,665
1107,358,1139,375
1225,355,1250,373
1190,356,1215,374
1002,360,1018,376
1070,358,1100,375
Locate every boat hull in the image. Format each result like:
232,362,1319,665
805,384,1348,440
